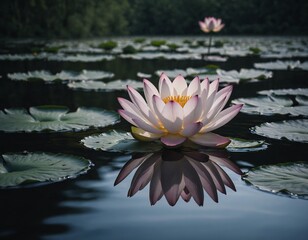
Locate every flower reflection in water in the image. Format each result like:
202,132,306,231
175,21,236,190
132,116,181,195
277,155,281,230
114,150,243,206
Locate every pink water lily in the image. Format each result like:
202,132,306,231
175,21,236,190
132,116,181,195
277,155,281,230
118,73,243,148
199,17,225,33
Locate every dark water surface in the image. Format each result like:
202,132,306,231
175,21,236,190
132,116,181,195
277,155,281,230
0,37,307,240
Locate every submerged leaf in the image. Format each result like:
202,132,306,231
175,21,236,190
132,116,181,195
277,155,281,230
81,130,162,153
0,152,92,188
243,162,308,199
0,106,119,132
252,119,308,143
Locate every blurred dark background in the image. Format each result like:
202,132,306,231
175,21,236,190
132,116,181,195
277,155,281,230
0,0,307,38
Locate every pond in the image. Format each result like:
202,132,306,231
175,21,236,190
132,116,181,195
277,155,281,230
0,36,308,240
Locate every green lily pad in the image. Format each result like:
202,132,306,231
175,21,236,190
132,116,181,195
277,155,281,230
7,70,114,82
227,138,267,152
243,162,308,199
81,130,162,153
67,79,143,91
0,106,119,132
0,152,92,188
232,94,308,116
252,119,308,143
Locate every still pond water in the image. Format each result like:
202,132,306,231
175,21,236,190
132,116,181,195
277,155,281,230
0,36,307,240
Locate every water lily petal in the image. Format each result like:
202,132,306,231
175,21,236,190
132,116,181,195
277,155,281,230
161,134,187,147
189,132,231,148
187,76,201,96
131,126,163,141
161,101,183,133
183,96,202,127
143,79,160,111
118,109,139,126
127,86,161,127
133,117,164,134
173,75,187,95
118,97,145,121
159,73,173,99
181,122,203,137
203,104,243,133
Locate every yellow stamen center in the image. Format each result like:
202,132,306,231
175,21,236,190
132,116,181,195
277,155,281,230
162,95,191,107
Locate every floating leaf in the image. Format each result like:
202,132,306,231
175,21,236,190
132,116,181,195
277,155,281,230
254,60,301,70
137,72,152,78
252,119,308,143
232,93,308,116
0,106,119,132
243,162,308,199
227,138,267,152
7,70,114,82
258,88,308,97
217,68,272,81
0,152,92,188
67,79,143,91
81,130,162,153
47,54,114,62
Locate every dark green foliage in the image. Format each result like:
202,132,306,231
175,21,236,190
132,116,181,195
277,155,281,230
98,41,118,50
167,43,179,51
0,0,307,38
122,45,137,54
214,40,224,48
150,40,167,47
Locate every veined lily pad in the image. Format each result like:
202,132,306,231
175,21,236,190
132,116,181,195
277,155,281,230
217,68,272,81
7,70,114,82
232,94,308,116
258,88,308,97
252,119,308,143
243,162,308,199
0,106,119,132
0,152,92,188
81,130,162,153
227,138,267,152
254,60,301,70
67,79,143,91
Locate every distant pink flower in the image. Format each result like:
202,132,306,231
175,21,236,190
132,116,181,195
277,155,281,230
114,150,243,206
199,17,225,33
118,73,242,148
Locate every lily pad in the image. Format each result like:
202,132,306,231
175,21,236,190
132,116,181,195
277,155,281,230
7,70,114,82
254,60,301,70
227,138,267,152
81,130,162,153
67,79,143,91
258,88,308,97
47,54,114,62
0,152,92,188
232,94,308,116
217,68,272,81
252,119,308,143
0,106,119,132
243,162,308,199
